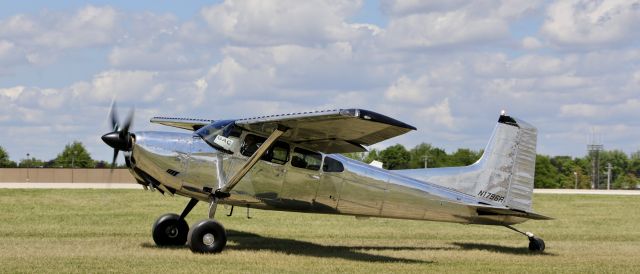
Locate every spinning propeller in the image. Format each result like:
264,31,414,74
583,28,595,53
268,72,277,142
101,102,134,169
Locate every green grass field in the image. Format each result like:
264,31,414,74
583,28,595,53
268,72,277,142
1,189,639,273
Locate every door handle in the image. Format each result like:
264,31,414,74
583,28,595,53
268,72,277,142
308,174,320,180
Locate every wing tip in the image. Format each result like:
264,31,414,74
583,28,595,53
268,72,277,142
340,108,417,130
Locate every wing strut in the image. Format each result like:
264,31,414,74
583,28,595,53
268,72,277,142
216,125,288,196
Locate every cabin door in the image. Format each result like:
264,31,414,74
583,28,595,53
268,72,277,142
280,147,323,210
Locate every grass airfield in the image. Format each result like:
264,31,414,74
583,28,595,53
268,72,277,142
1,189,639,273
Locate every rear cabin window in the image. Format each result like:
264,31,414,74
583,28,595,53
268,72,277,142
291,147,322,171
322,156,344,172
240,134,290,165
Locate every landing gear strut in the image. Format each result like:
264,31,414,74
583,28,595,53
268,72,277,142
151,197,228,253
505,225,545,252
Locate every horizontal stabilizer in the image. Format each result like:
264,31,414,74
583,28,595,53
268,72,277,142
474,204,553,220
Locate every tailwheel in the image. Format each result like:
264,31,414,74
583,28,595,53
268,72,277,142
187,219,227,253
152,213,189,246
505,225,546,253
528,236,545,252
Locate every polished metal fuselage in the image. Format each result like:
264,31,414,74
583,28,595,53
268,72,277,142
129,131,528,226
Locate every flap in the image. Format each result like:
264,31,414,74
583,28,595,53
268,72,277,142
150,117,214,131
235,109,416,153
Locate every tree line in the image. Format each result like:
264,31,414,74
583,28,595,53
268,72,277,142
0,141,116,169
2,141,639,189
344,143,640,189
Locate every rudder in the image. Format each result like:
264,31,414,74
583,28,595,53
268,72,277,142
473,114,537,211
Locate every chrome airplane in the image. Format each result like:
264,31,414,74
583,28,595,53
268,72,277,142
101,105,550,254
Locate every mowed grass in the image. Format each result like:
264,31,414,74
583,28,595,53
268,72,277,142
0,190,639,273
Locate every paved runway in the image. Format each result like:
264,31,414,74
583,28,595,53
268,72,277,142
533,189,640,195
0,183,141,189
0,182,638,195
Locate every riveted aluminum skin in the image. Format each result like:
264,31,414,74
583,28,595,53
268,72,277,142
128,116,537,226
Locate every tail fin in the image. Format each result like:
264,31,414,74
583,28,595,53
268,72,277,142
394,114,538,212
473,114,537,211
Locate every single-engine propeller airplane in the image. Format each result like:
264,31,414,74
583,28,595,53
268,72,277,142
101,104,550,254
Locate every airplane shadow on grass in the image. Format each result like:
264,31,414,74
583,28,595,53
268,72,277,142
452,242,558,256
141,230,554,261
141,229,432,263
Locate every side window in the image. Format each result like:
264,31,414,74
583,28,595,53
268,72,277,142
240,134,290,165
270,145,289,165
240,134,264,157
291,147,322,171
323,156,344,172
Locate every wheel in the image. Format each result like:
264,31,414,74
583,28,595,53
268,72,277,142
152,213,189,246
528,236,545,252
187,219,227,253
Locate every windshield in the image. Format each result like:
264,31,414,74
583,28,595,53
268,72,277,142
195,120,238,153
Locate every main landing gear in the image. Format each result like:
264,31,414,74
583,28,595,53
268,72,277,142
505,225,545,252
151,198,227,253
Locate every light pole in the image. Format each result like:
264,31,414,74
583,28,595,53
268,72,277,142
26,153,30,182
71,151,77,183
606,163,612,190
573,171,578,189
422,155,429,169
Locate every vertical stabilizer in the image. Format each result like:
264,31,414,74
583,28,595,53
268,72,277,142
394,114,538,212
478,115,537,211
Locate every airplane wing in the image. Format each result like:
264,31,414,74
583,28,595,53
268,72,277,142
235,109,416,153
150,117,214,131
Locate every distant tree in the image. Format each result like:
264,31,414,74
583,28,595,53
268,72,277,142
409,143,433,169
94,160,110,168
575,166,591,189
53,141,95,168
600,150,629,186
427,147,449,167
364,149,380,164
19,157,45,168
613,173,639,189
449,148,482,166
550,156,578,188
628,157,640,178
0,146,17,167
534,155,560,188
42,159,59,168
342,152,366,162
336,142,640,190
630,150,640,160
379,144,410,170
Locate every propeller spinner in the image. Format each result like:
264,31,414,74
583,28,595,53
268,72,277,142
101,102,134,168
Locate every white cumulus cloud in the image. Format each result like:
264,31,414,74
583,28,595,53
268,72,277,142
542,0,640,47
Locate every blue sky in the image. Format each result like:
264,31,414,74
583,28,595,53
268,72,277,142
1,0,639,163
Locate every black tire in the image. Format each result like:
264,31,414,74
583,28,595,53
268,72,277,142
187,219,227,253
528,236,545,252
152,213,189,246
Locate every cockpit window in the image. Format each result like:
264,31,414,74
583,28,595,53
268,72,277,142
322,156,344,172
241,134,290,165
291,147,322,171
195,120,240,154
